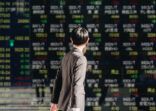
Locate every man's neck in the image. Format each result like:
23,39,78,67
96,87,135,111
73,45,84,53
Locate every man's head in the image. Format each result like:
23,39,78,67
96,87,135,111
70,27,89,53
70,27,89,45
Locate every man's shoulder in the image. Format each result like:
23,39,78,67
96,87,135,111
72,51,87,62
63,50,87,63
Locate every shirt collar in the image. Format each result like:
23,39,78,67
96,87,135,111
72,47,83,55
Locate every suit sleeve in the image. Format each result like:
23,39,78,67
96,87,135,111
51,63,62,104
72,56,87,107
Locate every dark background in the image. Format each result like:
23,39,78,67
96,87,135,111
0,0,155,111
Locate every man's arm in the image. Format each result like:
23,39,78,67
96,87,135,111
51,64,62,104
71,56,87,107
50,64,62,111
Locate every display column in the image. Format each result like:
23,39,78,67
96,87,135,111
31,0,49,104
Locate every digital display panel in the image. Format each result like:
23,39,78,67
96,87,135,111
0,0,155,111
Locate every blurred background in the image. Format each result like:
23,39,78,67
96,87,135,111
0,0,156,111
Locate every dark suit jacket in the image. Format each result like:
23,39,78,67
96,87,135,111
51,47,87,111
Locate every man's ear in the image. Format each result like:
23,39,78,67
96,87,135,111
70,38,73,43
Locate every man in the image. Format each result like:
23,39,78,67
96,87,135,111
50,27,89,111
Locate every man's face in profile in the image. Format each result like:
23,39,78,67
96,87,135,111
82,42,88,54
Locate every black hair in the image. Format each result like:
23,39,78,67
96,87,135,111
71,27,89,46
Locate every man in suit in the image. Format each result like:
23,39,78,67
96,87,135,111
50,27,89,111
